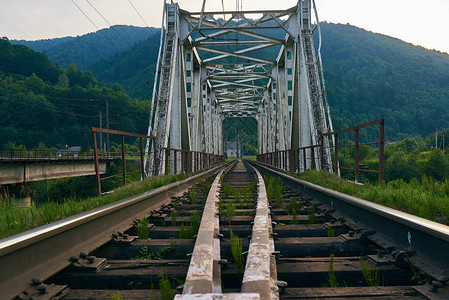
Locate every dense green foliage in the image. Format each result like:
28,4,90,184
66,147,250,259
0,37,150,149
298,170,449,225
12,25,157,70
318,23,449,140
90,32,160,99
0,173,189,239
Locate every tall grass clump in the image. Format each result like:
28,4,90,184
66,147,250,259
170,210,177,226
221,183,234,198
325,254,339,287
359,257,380,286
264,176,284,208
0,173,190,239
288,198,300,224
188,187,198,204
298,171,449,225
230,230,245,280
159,274,175,300
136,216,150,239
179,210,201,239
226,202,236,224
110,290,125,300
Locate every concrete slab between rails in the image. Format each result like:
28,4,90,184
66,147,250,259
175,293,260,300
183,169,224,294
242,166,279,300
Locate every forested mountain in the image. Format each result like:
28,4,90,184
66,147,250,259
78,23,449,140
90,31,161,99
12,25,157,70
5,22,449,147
318,23,449,140
0,37,149,149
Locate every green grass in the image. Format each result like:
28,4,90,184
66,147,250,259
136,216,150,239
110,290,126,300
221,183,234,198
327,226,335,237
230,230,245,280
179,210,201,239
298,170,449,225
0,173,190,239
226,202,236,224
359,257,381,286
288,198,300,225
264,176,284,209
159,274,175,300
325,254,339,287
133,240,177,260
170,210,177,226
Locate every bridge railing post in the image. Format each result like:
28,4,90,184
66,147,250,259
378,119,385,185
92,131,101,196
334,134,339,175
354,129,360,182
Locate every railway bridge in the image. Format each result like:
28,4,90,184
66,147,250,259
144,0,334,177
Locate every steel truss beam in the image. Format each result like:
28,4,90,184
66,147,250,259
145,0,333,176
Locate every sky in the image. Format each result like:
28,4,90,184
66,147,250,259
1,0,449,54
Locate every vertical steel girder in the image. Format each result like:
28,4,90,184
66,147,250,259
146,0,333,175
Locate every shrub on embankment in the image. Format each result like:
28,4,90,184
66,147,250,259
298,171,449,225
0,173,189,239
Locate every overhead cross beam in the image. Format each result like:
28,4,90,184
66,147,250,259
145,0,334,177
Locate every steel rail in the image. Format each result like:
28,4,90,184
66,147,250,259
250,161,449,283
0,163,227,299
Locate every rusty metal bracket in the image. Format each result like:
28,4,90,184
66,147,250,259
110,231,138,244
68,253,107,271
16,279,69,300
367,253,395,266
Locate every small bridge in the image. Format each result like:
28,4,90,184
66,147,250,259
0,150,117,185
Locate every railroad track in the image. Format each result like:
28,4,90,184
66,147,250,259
2,160,449,299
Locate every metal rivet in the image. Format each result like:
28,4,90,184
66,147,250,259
36,283,47,294
79,252,88,259
69,256,79,263
87,256,96,264
277,280,288,294
31,278,42,286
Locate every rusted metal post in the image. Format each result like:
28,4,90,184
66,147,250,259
378,119,385,185
311,147,316,170
334,134,339,175
354,128,360,182
165,149,169,175
139,137,145,180
92,131,101,196
174,150,178,175
320,135,324,171
303,148,307,170
121,135,126,186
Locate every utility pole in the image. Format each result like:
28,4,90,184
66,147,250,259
99,109,103,153
106,99,110,152
435,130,438,149
443,127,446,151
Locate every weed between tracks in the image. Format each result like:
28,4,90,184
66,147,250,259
159,273,175,300
133,240,177,260
136,216,150,239
265,176,285,209
0,173,190,239
230,230,245,280
179,210,200,239
359,257,381,287
325,254,339,287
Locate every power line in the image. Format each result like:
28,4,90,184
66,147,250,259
70,0,121,53
127,0,150,28
85,0,135,49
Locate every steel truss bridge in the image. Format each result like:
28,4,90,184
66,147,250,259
144,0,334,176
